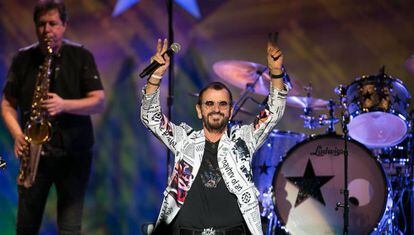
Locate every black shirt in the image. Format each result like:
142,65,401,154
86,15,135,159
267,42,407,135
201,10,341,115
3,39,103,151
172,140,244,229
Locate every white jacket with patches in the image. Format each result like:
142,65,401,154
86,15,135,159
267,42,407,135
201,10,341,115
140,84,288,235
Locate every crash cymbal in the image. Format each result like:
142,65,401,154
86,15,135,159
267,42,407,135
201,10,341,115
213,60,304,96
286,96,329,110
213,60,270,95
404,54,414,75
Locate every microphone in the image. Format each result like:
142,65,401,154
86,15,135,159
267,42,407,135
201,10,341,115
139,42,181,78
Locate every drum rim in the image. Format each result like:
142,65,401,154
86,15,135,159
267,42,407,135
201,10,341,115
269,129,308,138
349,74,408,89
346,74,411,104
271,133,390,234
348,110,410,122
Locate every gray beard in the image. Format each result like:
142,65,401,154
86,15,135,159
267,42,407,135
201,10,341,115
203,113,229,133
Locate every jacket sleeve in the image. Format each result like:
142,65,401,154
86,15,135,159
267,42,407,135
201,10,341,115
140,87,187,155
241,83,288,153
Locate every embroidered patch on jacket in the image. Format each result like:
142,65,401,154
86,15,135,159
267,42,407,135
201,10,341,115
254,109,270,129
169,160,193,206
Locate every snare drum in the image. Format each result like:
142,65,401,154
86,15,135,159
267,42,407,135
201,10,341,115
273,134,392,234
252,130,306,216
345,74,411,148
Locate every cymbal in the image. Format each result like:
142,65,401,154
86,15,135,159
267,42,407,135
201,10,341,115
404,54,414,75
213,60,304,96
213,60,270,95
286,96,329,110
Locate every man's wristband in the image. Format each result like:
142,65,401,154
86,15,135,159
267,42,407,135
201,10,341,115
147,79,160,86
269,72,284,79
151,74,162,80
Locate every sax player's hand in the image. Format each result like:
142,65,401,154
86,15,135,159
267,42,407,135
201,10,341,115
43,93,65,116
14,133,28,158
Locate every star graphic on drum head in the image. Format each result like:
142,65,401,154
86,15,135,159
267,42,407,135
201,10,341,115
362,92,372,100
259,162,271,175
393,95,401,104
286,159,334,207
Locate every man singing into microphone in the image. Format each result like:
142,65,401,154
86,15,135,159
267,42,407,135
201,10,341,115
141,38,288,234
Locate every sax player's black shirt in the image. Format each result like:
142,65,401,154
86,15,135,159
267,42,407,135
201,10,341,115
3,39,103,152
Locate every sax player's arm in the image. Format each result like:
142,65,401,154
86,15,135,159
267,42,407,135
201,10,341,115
43,90,105,116
1,95,28,157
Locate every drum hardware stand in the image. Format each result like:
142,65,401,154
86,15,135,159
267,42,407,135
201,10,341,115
301,84,338,131
260,186,276,235
335,111,350,235
408,110,414,234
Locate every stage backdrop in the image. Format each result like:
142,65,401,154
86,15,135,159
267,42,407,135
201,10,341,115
0,0,413,234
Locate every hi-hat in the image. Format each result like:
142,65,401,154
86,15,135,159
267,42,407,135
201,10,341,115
404,54,414,75
213,60,302,96
286,96,329,110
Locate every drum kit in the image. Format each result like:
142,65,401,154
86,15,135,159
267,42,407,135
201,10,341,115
212,59,414,235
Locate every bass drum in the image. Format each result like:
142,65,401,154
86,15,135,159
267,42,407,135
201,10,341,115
273,134,391,235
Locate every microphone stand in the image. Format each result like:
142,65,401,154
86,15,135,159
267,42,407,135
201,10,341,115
166,0,174,182
335,111,350,235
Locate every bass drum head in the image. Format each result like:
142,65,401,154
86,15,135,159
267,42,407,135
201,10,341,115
273,134,389,235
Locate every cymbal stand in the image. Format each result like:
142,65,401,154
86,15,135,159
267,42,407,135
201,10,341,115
335,87,350,235
327,100,336,133
231,69,267,120
303,82,313,116
301,82,327,129
300,83,314,128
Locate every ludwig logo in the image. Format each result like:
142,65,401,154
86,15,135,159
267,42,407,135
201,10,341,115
310,145,344,157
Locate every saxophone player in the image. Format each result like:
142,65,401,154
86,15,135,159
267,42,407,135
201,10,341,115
1,0,105,234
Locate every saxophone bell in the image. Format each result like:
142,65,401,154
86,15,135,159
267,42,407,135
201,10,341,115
25,119,51,145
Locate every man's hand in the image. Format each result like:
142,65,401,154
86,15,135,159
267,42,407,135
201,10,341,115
42,93,66,116
145,38,171,94
151,38,170,77
267,42,283,75
267,42,285,90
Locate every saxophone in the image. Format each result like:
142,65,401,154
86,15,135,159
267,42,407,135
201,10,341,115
17,41,53,188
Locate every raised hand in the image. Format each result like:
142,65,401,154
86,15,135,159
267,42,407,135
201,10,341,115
151,38,171,77
267,42,283,75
